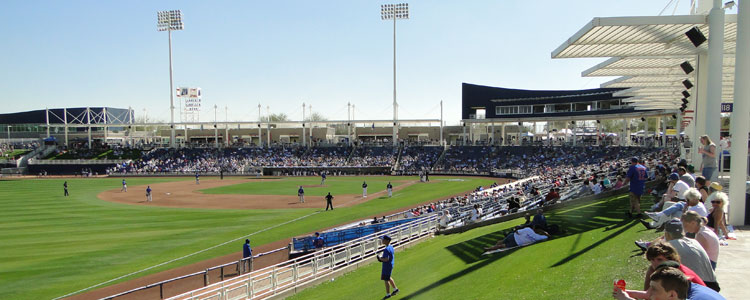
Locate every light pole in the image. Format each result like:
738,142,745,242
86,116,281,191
157,10,184,148
214,104,218,149
7,125,10,141
381,3,409,146
258,104,262,147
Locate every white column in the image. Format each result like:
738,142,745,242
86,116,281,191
490,122,494,145
596,121,601,146
693,53,709,164
661,116,667,148
103,107,108,143
728,0,749,226
678,113,685,158
572,121,577,146
347,102,352,146
45,108,50,138
87,107,92,149
64,108,68,146
705,0,725,148
501,123,506,146
626,118,631,146
621,118,627,146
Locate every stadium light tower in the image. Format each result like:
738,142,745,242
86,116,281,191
157,10,184,148
381,3,409,146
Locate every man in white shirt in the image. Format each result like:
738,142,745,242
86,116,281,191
484,226,550,251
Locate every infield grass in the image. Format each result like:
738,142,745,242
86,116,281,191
0,176,492,300
200,176,411,196
288,193,661,300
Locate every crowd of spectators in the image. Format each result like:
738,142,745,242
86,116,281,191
349,146,397,167
397,146,442,173
1,141,38,160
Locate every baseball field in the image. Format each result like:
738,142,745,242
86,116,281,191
288,193,660,300
0,175,495,300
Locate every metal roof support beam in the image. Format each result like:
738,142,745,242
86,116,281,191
728,0,749,226
705,0,725,152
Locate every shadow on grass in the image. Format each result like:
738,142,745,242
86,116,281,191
401,194,640,299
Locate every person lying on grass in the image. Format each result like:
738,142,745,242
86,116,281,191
483,225,550,252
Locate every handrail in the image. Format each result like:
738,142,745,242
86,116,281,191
98,247,286,300
166,215,438,300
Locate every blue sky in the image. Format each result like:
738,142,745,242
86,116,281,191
1,1,691,125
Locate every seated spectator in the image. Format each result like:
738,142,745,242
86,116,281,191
681,211,720,270
641,188,704,230
438,210,452,229
312,232,325,249
663,219,720,292
694,176,709,203
530,209,547,230
483,226,550,252
705,187,730,239
613,264,724,300
613,176,625,189
592,181,603,195
545,188,560,204
372,217,380,225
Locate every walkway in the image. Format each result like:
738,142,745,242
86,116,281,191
714,226,748,299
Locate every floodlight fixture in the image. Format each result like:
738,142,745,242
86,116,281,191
724,1,736,10
681,98,689,104
381,3,409,20
685,26,706,47
682,91,691,98
680,61,694,74
682,80,693,89
641,117,646,122
157,10,184,31
672,114,677,119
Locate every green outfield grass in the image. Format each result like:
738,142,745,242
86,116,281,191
289,194,660,300
0,176,492,300
200,176,412,196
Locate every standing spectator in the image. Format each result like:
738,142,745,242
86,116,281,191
242,239,253,272
362,181,368,198
681,211,720,270
386,182,393,198
313,232,325,249
63,181,69,197
121,179,127,192
697,135,718,184
325,192,334,211
320,171,327,185
298,186,305,203
146,186,152,202
377,235,399,299
663,219,720,292
623,157,648,218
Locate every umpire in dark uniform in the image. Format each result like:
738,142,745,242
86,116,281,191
325,192,334,211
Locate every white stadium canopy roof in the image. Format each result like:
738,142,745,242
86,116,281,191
552,14,737,110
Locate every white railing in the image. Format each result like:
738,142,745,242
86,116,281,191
166,215,438,300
